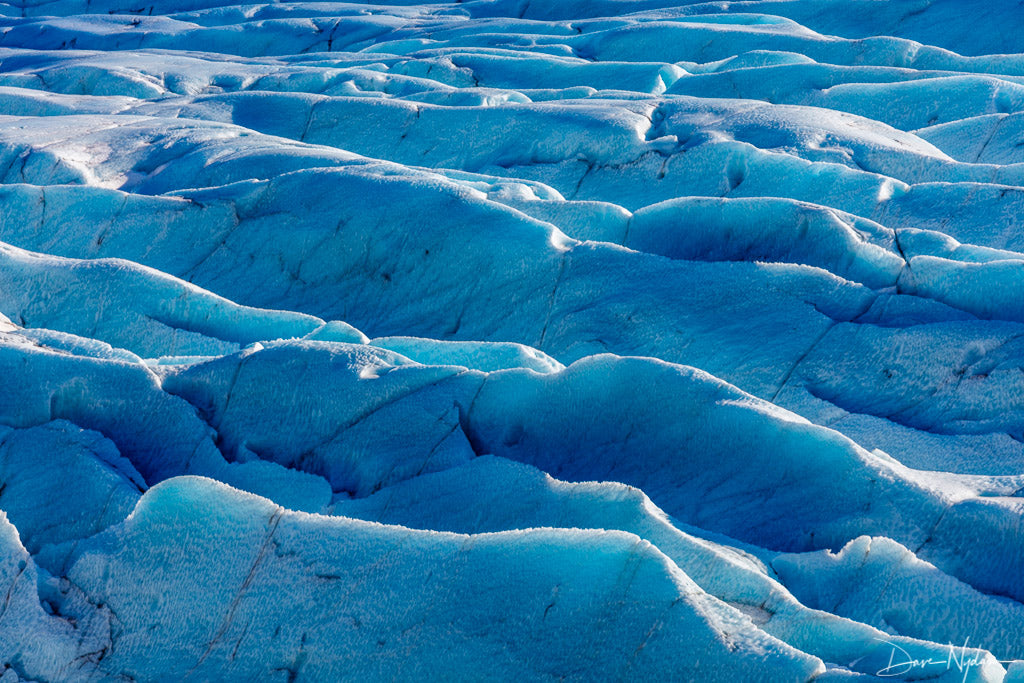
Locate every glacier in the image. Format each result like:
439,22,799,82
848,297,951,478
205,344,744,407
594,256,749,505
0,0,1024,680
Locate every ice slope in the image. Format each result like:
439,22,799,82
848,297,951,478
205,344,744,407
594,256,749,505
0,0,1023,680
64,476,825,682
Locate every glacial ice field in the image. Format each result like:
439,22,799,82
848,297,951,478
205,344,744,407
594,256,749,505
3,0,1024,680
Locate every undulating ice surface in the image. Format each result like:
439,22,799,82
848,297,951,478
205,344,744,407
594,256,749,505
0,0,1023,680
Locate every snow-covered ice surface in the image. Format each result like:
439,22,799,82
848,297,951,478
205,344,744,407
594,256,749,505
1,0,1024,680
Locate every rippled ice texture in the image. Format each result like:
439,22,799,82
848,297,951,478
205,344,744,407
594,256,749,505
0,0,1023,681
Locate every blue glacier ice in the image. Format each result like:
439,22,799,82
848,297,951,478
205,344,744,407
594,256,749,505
0,0,1023,680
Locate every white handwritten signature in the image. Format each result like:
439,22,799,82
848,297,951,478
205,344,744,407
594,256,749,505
875,638,1009,682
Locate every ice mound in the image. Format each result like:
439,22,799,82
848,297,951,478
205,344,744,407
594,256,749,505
0,0,1022,680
